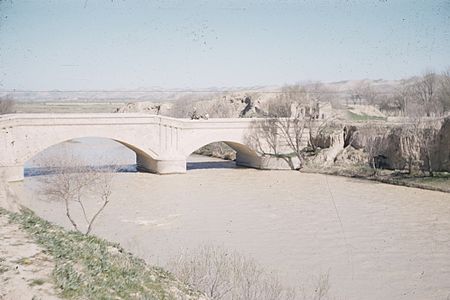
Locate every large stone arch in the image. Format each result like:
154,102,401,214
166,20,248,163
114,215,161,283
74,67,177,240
22,136,158,166
5,132,160,181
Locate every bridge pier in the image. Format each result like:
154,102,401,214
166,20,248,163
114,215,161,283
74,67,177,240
1,165,24,182
235,152,262,169
136,154,186,174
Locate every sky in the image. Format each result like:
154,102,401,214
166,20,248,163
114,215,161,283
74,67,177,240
0,0,449,90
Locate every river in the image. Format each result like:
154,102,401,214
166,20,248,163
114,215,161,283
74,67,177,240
14,138,450,299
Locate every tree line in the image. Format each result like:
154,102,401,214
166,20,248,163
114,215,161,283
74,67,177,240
353,70,450,117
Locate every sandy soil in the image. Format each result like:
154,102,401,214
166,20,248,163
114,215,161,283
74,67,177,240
0,213,61,300
13,161,450,300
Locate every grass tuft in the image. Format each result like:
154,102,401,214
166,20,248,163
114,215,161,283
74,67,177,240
29,278,46,286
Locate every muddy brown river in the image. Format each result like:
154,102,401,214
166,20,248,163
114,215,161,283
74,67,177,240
14,138,450,299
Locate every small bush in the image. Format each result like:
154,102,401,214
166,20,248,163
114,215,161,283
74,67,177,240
0,96,15,114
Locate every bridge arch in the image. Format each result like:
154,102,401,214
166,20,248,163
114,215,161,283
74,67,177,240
13,134,161,181
185,139,263,170
23,136,158,165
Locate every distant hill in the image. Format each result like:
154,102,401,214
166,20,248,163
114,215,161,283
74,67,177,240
0,79,405,103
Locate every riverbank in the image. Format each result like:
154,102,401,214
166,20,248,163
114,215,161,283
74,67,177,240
302,165,450,193
195,141,450,194
0,207,205,300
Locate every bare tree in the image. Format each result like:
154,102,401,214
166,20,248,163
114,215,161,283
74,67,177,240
391,80,413,116
398,124,420,175
0,95,15,114
413,118,442,177
263,85,314,119
249,85,309,169
351,82,378,106
398,117,442,177
411,71,439,117
208,97,235,118
439,69,450,114
167,245,302,300
361,126,383,175
264,84,307,118
271,117,307,169
305,82,333,103
169,97,197,118
246,118,281,155
38,154,117,235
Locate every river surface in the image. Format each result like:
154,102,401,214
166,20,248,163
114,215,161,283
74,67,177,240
15,138,450,299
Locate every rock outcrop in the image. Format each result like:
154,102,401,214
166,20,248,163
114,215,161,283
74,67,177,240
434,117,450,171
305,117,450,172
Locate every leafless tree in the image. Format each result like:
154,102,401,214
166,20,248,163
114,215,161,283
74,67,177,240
0,95,15,114
245,117,300,167
305,82,333,103
398,124,420,174
414,118,442,177
411,71,440,117
398,117,442,177
351,82,378,106
268,117,307,169
169,98,195,118
167,245,307,300
390,80,413,116
208,97,235,118
439,68,450,114
38,154,117,235
361,126,383,175
247,85,310,169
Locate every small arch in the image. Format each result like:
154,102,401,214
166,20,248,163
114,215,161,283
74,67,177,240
186,140,262,170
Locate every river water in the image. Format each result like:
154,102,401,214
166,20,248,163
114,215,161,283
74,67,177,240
15,138,450,299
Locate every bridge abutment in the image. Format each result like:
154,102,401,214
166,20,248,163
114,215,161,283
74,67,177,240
136,154,186,174
1,166,24,182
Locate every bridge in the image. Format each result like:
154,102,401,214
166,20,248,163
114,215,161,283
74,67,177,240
0,113,309,182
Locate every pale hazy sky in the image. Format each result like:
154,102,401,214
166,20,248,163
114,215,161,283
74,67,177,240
0,0,449,90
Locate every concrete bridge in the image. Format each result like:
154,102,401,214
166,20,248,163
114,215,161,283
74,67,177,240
0,113,308,182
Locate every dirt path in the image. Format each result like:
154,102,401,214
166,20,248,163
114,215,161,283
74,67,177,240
0,211,61,300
